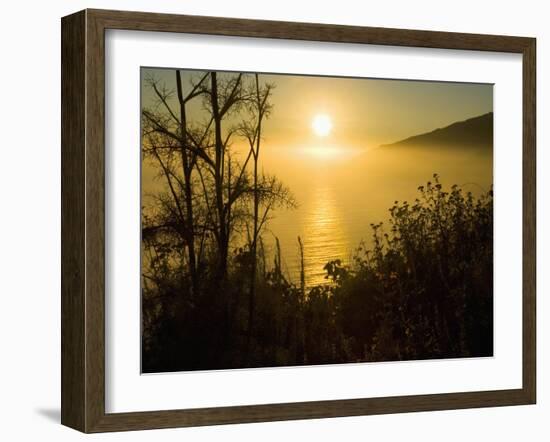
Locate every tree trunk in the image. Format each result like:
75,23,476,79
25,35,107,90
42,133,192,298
210,72,229,279
175,70,199,295
247,74,263,359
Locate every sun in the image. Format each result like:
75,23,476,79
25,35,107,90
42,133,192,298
311,114,333,137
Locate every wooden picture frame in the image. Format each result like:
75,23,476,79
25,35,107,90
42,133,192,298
61,8,536,433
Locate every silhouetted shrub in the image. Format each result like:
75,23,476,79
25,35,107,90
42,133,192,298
142,176,493,372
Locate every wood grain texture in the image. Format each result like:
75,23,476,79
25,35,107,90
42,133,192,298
61,8,537,433
61,10,86,432
89,8,533,52
85,9,107,432
522,38,537,403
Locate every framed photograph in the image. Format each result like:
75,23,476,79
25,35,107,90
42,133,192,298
61,9,536,433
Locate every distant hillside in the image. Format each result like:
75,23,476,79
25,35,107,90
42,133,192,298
382,112,493,149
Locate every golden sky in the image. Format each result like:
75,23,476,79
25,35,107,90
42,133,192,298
142,67,493,151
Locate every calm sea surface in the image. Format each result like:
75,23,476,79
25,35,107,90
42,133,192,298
262,145,492,287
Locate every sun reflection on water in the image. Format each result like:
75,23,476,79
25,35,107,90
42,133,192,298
301,185,349,287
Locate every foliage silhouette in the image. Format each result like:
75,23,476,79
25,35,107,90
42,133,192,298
142,174,493,372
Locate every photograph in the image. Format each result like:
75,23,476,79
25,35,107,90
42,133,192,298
140,68,494,373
